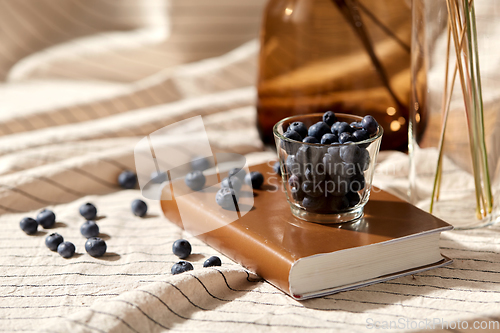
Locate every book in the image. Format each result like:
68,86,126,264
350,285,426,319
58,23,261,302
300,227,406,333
160,162,453,300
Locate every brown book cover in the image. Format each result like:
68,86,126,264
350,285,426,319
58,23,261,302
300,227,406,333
161,162,452,300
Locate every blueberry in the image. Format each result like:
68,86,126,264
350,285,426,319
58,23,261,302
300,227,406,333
285,155,301,175
350,121,363,130
150,171,167,184
79,203,97,220
356,149,371,172
20,217,38,235
288,173,301,190
57,242,75,258
171,261,194,275
352,129,370,142
302,195,324,210
283,129,302,142
338,132,354,144
118,170,137,189
320,133,338,144
346,191,361,207
340,145,362,164
273,161,281,177
80,221,99,238
362,115,379,135
308,121,331,140
185,170,206,191
228,168,246,181
302,136,319,144
287,122,308,138
331,122,342,134
350,174,366,192
85,237,107,257
245,171,264,189
45,233,64,251
172,239,192,259
221,177,242,193
131,199,148,217
322,111,337,126
216,187,239,209
36,209,56,229
203,256,222,267
191,156,210,171
301,180,324,198
335,122,353,135
296,145,323,166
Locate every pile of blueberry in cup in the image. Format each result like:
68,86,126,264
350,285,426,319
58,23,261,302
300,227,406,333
278,111,381,217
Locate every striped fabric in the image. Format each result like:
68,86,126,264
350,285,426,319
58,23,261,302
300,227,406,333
0,1,499,332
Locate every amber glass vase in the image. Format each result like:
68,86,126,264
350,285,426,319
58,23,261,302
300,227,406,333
257,0,411,150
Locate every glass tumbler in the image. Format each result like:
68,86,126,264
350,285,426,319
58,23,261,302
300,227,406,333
274,113,383,224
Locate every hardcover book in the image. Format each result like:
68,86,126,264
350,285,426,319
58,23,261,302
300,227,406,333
161,162,452,300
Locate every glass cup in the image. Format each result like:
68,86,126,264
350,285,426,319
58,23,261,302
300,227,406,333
273,113,383,224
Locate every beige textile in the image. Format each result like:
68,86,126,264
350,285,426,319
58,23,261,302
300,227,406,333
1,1,500,332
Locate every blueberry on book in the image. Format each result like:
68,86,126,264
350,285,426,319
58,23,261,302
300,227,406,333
221,177,242,193
302,136,319,144
80,221,99,238
171,261,193,275
185,170,206,191
36,209,56,229
308,121,331,140
172,239,192,259
131,199,148,217
79,203,97,220
287,121,308,138
118,170,137,189
20,217,38,235
362,115,379,135
85,237,107,257
245,171,264,189
45,233,63,251
203,256,222,267
216,187,239,209
57,242,75,258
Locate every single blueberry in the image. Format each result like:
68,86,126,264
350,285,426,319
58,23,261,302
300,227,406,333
228,168,246,182
85,237,107,257
150,171,167,184
36,209,56,229
350,174,366,192
308,121,331,140
131,199,148,217
118,170,137,189
273,161,281,177
331,121,341,134
340,145,362,163
191,156,210,171
336,122,353,135
221,176,242,193
350,121,363,130
80,221,99,238
362,115,379,135
245,171,264,189
352,129,370,142
295,145,323,166
320,133,338,144
323,111,338,126
57,242,75,258
203,256,222,267
216,187,239,209
20,217,38,235
301,180,324,198
302,195,324,210
79,203,97,220
355,149,371,172
185,170,206,191
45,233,64,251
285,155,301,175
283,129,302,142
338,132,354,144
172,239,192,259
302,136,319,144
171,261,194,275
287,122,308,138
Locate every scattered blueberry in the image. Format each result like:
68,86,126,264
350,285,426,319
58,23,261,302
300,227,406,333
308,121,331,140
85,237,107,257
36,209,56,229
150,171,167,184
131,199,148,217
45,233,64,251
57,241,75,258
245,171,264,189
273,161,281,177
80,221,100,238
79,203,97,220
191,156,210,171
20,217,38,235
287,122,308,138
118,170,137,189
172,239,192,259
362,115,379,135
216,187,239,209
302,136,319,144
203,256,222,267
221,176,242,193
283,129,302,142
338,132,354,144
320,133,338,144
228,168,246,182
185,171,206,191
171,261,194,275
322,111,337,126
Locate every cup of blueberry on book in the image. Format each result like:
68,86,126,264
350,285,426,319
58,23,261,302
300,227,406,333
273,111,383,224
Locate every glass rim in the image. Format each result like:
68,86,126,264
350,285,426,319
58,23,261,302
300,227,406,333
272,113,384,147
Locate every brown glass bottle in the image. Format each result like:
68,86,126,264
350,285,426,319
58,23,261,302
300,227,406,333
257,0,411,150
